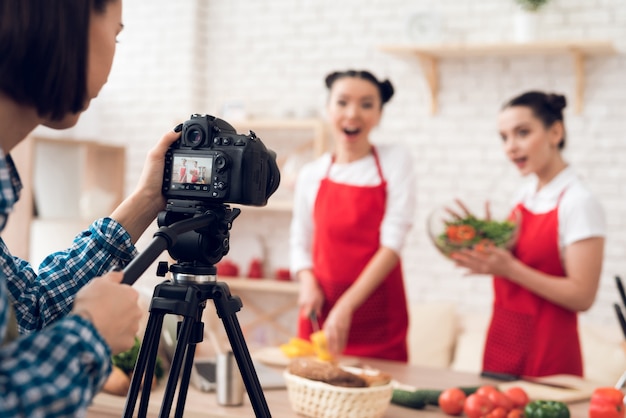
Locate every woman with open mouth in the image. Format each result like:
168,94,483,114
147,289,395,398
452,91,606,378
290,69,416,362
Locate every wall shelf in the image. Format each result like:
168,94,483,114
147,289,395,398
378,40,618,114
231,118,330,212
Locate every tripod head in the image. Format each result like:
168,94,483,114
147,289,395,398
122,201,240,286
159,200,240,266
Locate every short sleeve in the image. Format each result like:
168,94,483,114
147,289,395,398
559,188,606,247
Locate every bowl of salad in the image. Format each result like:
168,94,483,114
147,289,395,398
427,201,520,259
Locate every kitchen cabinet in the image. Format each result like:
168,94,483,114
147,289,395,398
378,40,617,114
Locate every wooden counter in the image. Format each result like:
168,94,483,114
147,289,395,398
88,358,592,417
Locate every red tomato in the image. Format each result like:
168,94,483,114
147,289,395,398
591,387,625,407
507,408,525,418
488,390,514,412
589,387,625,418
438,387,467,416
476,385,500,398
589,402,625,418
485,407,508,418
503,387,530,409
464,393,494,418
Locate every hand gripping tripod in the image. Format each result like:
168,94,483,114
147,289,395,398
120,205,271,418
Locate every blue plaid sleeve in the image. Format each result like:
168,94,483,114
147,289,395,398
0,217,139,417
4,218,138,332
0,306,111,417
0,148,144,416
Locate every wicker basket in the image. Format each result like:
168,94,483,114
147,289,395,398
283,370,393,418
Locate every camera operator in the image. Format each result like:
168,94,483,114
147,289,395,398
0,0,180,416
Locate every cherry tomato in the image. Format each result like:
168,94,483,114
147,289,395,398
464,393,494,418
507,408,525,418
438,387,467,416
504,386,530,409
474,239,495,253
476,385,500,398
456,225,476,241
485,406,508,418
488,390,514,412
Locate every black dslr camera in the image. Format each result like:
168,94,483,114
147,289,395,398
162,114,280,208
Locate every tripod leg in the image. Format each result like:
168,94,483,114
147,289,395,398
212,283,271,418
138,320,163,418
158,314,195,417
174,342,198,418
123,311,164,418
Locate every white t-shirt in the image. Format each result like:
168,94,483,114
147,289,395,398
512,165,606,252
289,144,416,275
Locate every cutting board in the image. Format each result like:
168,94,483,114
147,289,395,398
252,346,360,368
497,374,598,403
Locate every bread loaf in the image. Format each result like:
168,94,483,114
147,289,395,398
287,358,392,388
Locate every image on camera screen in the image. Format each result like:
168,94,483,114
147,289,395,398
172,155,213,186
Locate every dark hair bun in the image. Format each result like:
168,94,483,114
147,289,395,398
379,79,394,104
547,93,567,112
325,72,342,89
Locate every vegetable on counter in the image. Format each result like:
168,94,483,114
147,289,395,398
589,387,625,418
392,384,531,417
102,337,165,396
391,386,479,410
524,400,570,418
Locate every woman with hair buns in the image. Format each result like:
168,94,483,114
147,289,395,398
290,70,416,362
453,91,605,377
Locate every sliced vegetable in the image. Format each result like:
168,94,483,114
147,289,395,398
279,337,316,358
310,330,334,361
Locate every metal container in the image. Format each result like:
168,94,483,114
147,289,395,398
216,351,244,406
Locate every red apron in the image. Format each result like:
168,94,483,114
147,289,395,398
297,148,408,362
483,196,582,377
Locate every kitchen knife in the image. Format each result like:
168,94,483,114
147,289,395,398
309,311,320,333
614,303,626,339
616,276,626,310
481,371,578,390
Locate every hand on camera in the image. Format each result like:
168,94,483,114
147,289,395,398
72,271,143,355
134,129,182,213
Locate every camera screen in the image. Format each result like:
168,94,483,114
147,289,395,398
171,155,213,185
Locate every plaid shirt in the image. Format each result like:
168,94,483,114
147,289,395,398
0,149,138,417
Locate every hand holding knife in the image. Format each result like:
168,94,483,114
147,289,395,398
309,311,321,333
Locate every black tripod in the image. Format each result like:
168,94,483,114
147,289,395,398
120,205,271,418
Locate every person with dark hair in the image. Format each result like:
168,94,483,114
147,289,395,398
290,70,416,362
452,91,605,377
0,0,180,415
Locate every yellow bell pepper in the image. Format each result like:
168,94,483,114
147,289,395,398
310,330,334,361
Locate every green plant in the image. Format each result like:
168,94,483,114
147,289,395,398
515,0,550,12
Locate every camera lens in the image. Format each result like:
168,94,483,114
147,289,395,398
185,126,205,147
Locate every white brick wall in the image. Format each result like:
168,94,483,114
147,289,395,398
51,0,626,330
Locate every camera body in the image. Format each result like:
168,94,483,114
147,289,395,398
162,114,280,207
